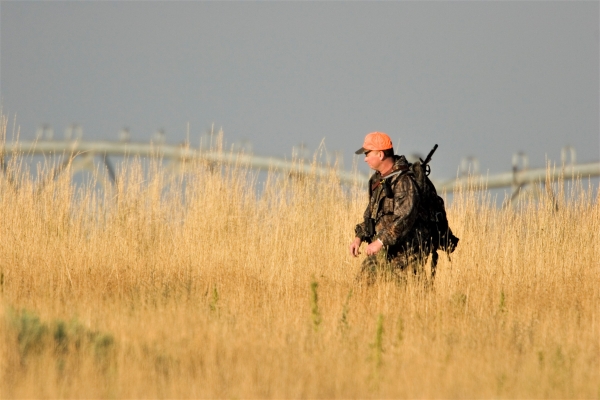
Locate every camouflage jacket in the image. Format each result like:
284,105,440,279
354,155,421,247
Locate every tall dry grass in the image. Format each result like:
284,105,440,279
1,118,599,398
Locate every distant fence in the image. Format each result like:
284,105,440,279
2,139,599,201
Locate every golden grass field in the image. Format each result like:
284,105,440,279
1,121,599,398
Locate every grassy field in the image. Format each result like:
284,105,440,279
1,122,599,398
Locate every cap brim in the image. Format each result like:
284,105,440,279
355,147,367,155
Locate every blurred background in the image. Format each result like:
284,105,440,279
1,1,598,185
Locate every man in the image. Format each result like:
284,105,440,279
349,132,431,284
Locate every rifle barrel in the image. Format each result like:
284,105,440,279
423,144,438,165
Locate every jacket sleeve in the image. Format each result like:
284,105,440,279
354,201,371,241
354,176,377,241
374,175,420,246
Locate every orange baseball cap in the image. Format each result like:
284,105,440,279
355,132,393,154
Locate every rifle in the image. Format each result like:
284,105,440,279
420,144,438,166
419,144,438,176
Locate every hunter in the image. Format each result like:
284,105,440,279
349,132,431,284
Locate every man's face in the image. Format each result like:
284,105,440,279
364,150,382,170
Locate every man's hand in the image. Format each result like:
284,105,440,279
366,239,383,256
349,237,362,257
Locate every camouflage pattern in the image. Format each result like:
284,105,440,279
354,155,431,283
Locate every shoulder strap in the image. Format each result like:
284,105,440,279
370,165,411,192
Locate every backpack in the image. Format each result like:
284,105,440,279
408,145,459,276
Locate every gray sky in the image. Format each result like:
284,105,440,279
1,1,599,180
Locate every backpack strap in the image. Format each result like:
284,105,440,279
370,164,410,192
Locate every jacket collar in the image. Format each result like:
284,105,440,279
371,155,409,181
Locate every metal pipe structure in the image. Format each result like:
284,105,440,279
2,139,599,193
437,162,600,193
1,139,370,186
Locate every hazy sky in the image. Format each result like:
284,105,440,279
1,1,598,180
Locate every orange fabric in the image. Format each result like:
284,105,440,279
355,132,393,154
